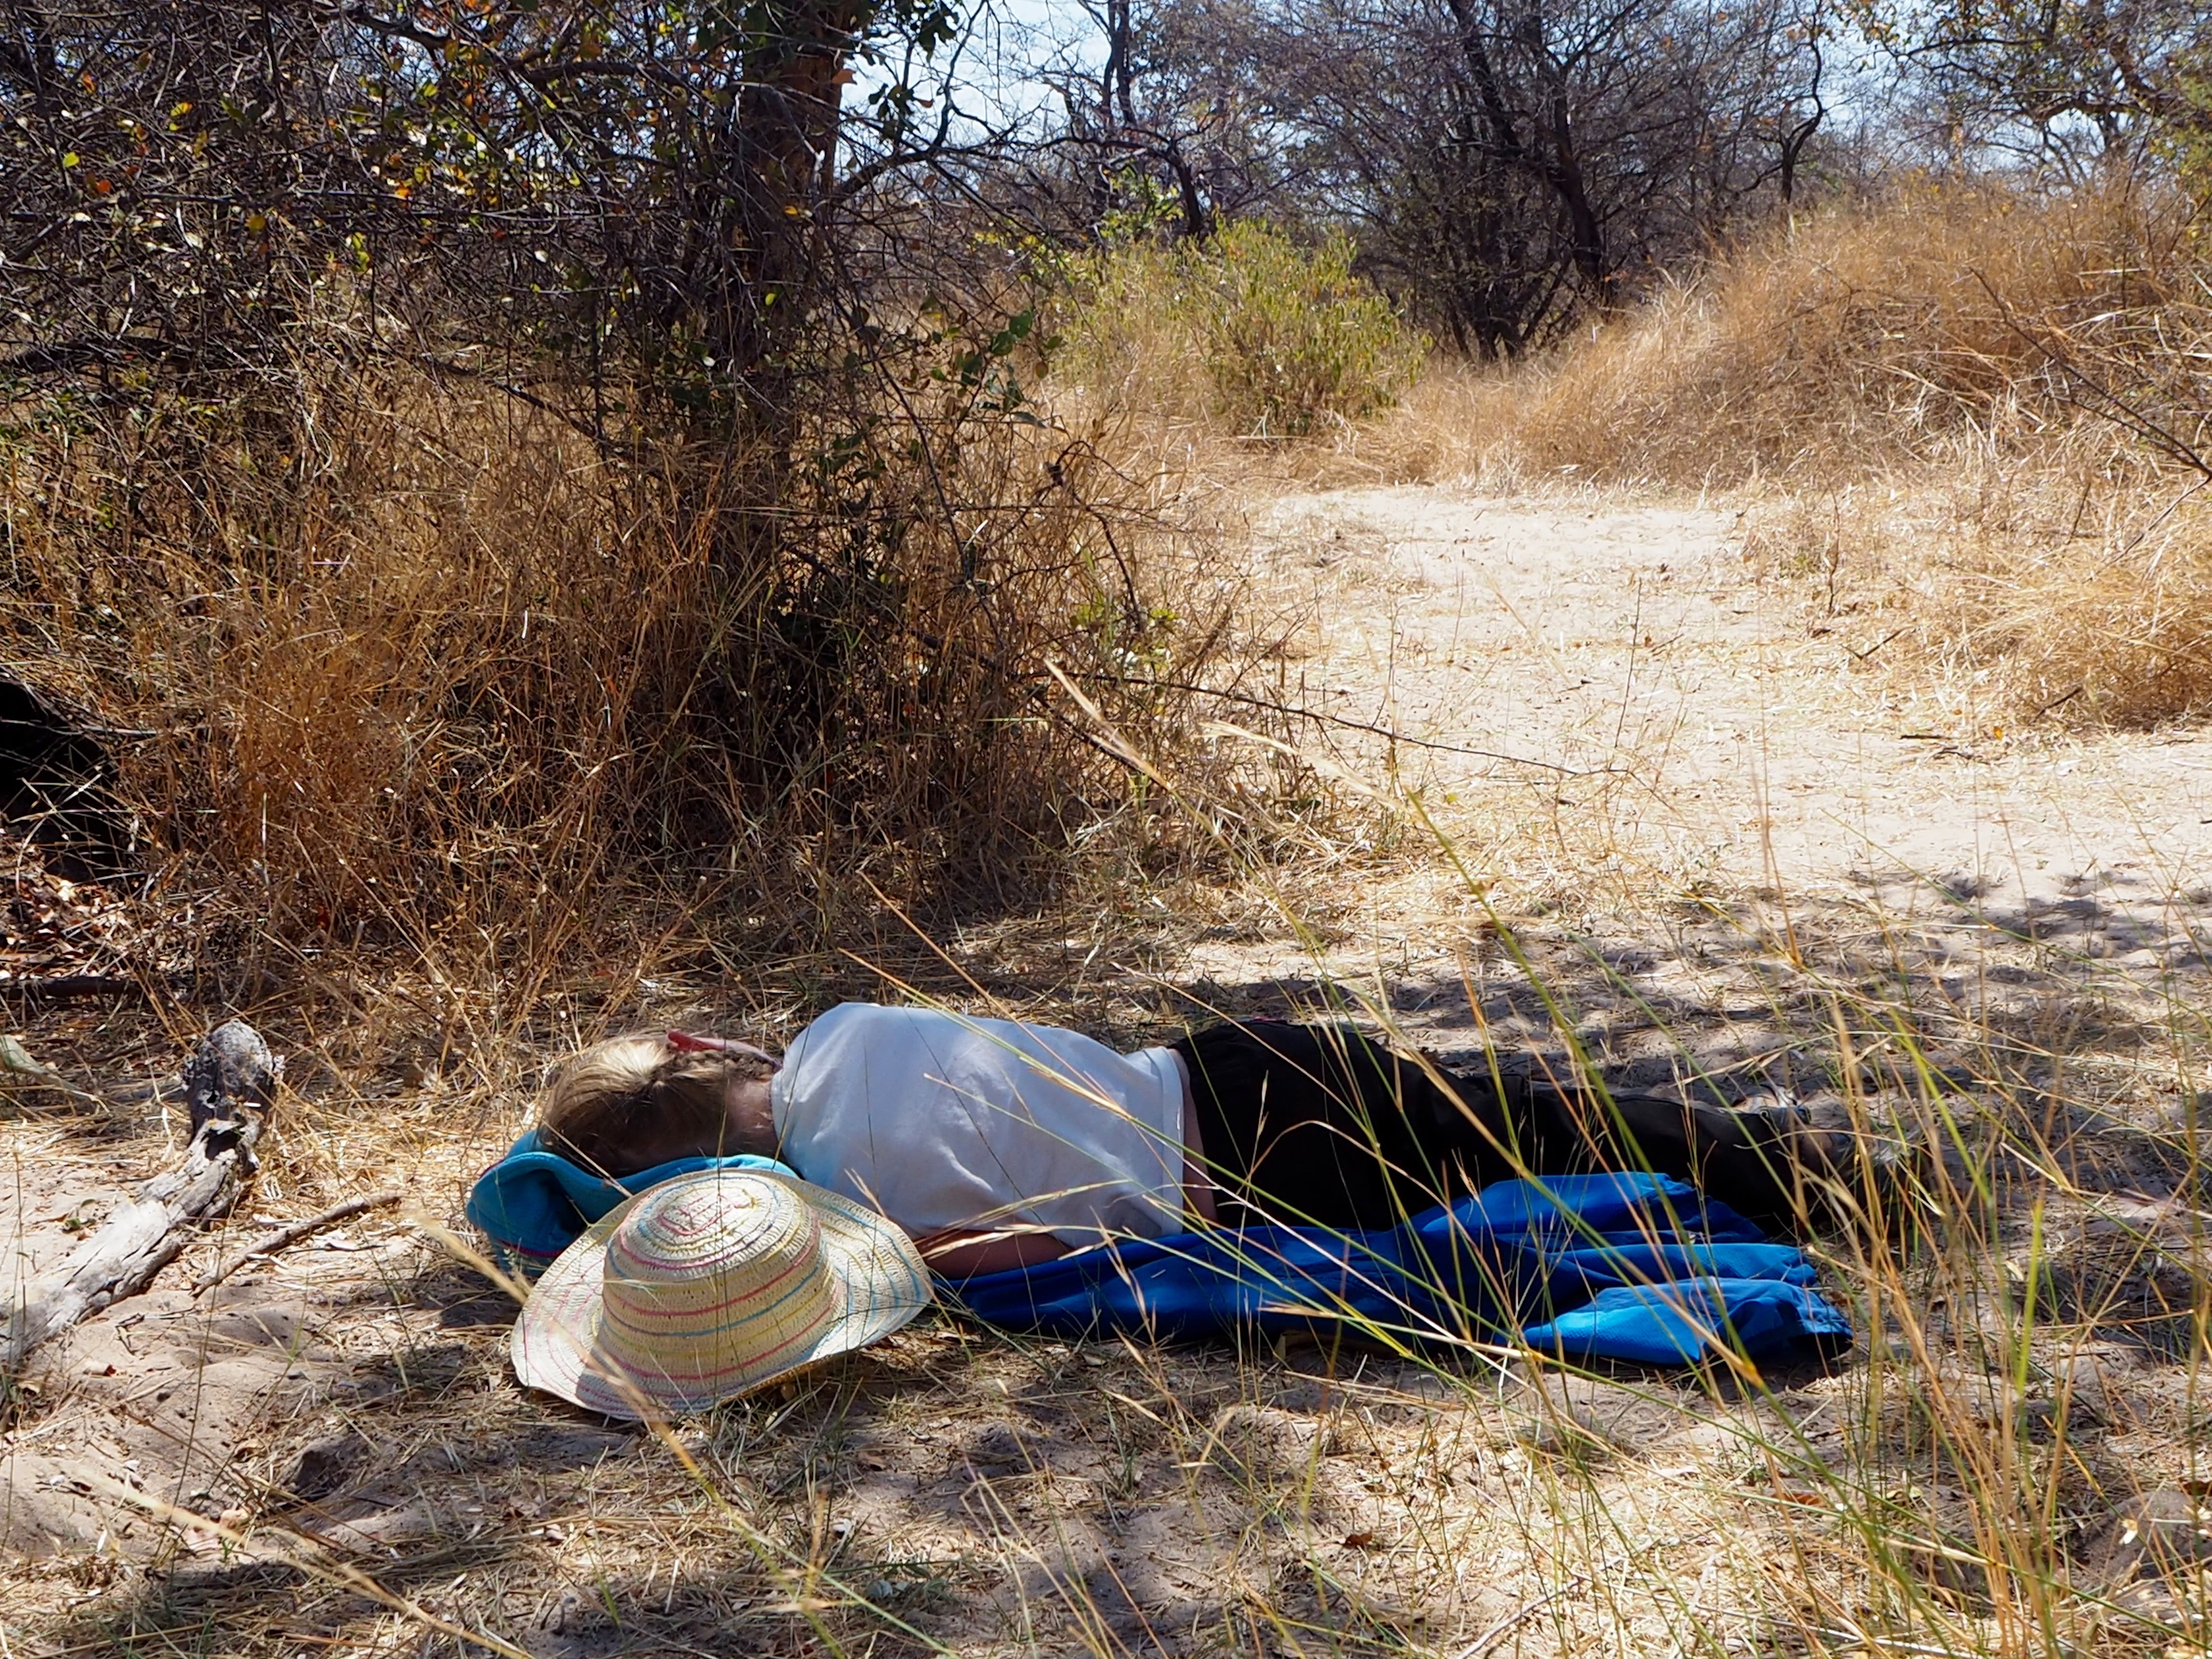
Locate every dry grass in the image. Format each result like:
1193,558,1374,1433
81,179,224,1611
1383,182,2203,489
1323,182,2212,730
5,433,2210,1655
0,319,1325,973
10,183,2212,1659
1736,465,2212,729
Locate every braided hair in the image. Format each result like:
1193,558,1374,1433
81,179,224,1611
539,1034,776,1178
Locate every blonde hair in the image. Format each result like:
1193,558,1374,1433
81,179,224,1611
540,1034,775,1178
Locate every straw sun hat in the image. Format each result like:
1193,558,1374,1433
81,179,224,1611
512,1167,933,1419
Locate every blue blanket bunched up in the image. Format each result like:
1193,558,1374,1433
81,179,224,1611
951,1173,1849,1365
467,1141,1850,1368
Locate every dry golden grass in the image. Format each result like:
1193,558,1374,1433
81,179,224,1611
1324,181,2212,729
1736,461,2212,729
1399,182,2202,488
1,334,1319,973
10,183,2212,1659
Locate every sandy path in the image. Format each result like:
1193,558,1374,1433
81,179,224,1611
1254,485,2212,945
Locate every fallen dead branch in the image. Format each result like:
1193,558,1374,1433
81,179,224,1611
2,1020,276,1371
194,1189,406,1295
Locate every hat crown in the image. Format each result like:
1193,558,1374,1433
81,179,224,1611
589,1172,837,1403
510,1165,933,1419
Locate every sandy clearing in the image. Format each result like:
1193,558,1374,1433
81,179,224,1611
1254,485,2212,936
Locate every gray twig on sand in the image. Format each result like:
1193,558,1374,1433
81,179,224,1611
194,1190,407,1294
1451,1571,1593,1659
3,1020,277,1371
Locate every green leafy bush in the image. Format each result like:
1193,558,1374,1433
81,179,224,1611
1061,221,1426,438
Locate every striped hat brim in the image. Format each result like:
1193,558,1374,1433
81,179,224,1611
511,1172,933,1420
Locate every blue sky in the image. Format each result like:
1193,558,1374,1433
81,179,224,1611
858,0,1106,134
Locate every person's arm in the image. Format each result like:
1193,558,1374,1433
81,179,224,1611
667,1030,777,1066
914,1226,1072,1279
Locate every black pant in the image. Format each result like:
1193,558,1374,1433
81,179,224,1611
1171,1020,1832,1238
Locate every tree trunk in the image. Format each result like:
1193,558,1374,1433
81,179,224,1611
719,0,869,385
688,0,871,578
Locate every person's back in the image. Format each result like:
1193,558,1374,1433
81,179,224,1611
770,1002,1190,1249
532,1004,1212,1274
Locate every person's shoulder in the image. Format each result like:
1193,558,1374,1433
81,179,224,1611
820,1000,977,1032
801,1001,897,1036
793,1001,942,1055
808,1001,1059,1051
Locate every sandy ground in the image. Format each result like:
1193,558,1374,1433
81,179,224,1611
1247,486,2210,929
5,484,2211,1657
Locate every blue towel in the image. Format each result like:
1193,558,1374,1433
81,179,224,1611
464,1130,799,1268
951,1174,1851,1366
465,1141,1850,1365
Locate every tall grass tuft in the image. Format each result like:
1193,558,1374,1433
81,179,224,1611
0,316,1268,959
1487,181,2200,486
1373,180,2212,727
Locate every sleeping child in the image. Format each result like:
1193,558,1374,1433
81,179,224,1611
532,1004,1876,1276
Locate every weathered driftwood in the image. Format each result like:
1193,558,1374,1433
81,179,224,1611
2,1021,276,1371
193,1189,404,1295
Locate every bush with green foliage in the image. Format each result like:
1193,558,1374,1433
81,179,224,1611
1061,222,1427,437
